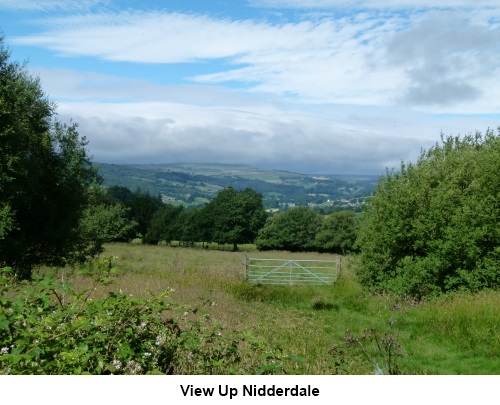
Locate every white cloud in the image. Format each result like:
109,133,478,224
58,100,422,173
12,12,313,63
250,0,500,9
0,0,106,11
11,8,500,111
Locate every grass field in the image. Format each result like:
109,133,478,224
45,243,500,375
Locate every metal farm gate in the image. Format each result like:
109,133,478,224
245,257,340,286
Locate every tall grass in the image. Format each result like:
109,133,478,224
41,243,499,374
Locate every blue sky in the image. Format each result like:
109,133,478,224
1,0,499,174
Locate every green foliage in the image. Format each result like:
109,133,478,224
126,193,163,237
175,208,204,246
76,187,137,258
0,260,176,374
106,185,136,205
105,185,164,240
0,260,299,375
256,206,322,252
0,204,13,240
205,187,267,251
356,129,500,297
0,38,100,279
315,210,358,254
143,204,183,245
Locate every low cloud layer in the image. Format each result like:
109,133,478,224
54,94,496,175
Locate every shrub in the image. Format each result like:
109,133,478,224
356,129,500,297
315,210,358,254
256,206,323,252
0,258,299,374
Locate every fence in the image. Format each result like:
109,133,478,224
245,257,340,286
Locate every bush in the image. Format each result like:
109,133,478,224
356,129,500,297
256,206,322,252
315,210,358,254
0,259,299,374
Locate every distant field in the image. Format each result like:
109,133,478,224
52,243,499,374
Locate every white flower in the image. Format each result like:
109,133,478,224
0,347,9,355
140,322,147,328
143,352,151,357
155,333,166,346
112,359,122,370
124,360,142,375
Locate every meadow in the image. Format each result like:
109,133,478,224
43,242,499,375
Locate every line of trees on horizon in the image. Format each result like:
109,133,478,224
101,185,358,254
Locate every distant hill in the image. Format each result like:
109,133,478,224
95,162,378,210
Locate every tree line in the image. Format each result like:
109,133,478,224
100,185,358,254
106,186,266,251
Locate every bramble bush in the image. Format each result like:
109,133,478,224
0,257,299,374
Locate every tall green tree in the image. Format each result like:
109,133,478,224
204,187,267,251
175,208,203,246
127,193,163,238
0,36,100,278
256,206,323,252
356,130,500,297
143,204,183,245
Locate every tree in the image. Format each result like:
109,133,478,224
255,206,323,252
356,130,500,297
106,185,136,205
176,208,203,246
127,193,163,238
0,36,100,279
75,186,137,258
315,210,358,254
204,187,267,251
143,204,183,245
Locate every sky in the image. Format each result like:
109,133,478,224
1,0,499,175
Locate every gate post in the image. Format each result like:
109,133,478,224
245,255,248,281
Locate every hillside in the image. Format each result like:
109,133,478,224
95,162,378,210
